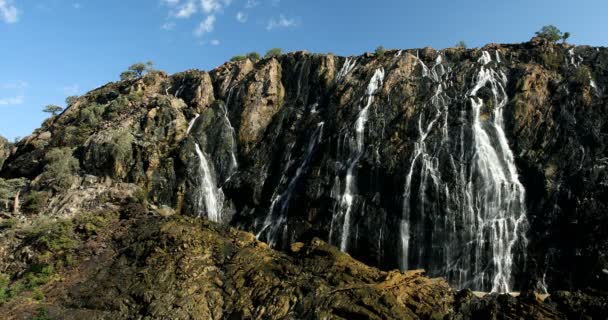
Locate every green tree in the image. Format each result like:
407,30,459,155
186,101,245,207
120,71,137,81
265,48,282,59
562,32,571,43
455,40,467,49
375,45,386,57
42,105,63,116
246,52,261,62
535,25,564,42
65,96,79,106
40,148,79,192
120,61,155,80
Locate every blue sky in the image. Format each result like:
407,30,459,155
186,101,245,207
1,0,607,141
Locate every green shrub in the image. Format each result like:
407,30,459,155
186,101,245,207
230,55,247,62
375,46,386,57
24,191,51,213
32,307,51,320
27,219,77,253
455,40,467,49
109,129,134,164
265,48,282,59
105,95,130,116
572,65,592,87
65,95,79,107
40,148,79,192
246,52,261,62
0,273,10,302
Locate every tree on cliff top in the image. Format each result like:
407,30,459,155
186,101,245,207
120,61,155,80
43,105,63,116
535,25,570,43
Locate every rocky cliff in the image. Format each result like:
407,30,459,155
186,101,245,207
1,38,607,317
0,136,8,170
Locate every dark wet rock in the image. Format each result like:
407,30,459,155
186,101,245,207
1,40,607,299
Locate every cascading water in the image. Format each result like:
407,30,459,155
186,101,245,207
188,114,225,223
336,57,357,83
256,122,325,247
400,51,528,293
220,103,239,178
330,68,385,251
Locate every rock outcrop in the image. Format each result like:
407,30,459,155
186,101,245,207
1,40,607,304
0,136,8,170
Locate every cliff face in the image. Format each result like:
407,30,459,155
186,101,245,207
2,39,607,296
0,136,8,170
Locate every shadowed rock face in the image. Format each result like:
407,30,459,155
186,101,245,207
2,40,608,295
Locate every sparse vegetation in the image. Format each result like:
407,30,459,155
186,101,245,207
109,129,134,164
65,95,79,106
24,191,51,213
40,148,80,192
455,40,467,49
265,48,283,59
42,104,63,116
572,64,593,87
375,45,386,57
0,178,26,212
246,52,261,62
230,55,247,62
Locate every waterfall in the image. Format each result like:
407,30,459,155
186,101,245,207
400,51,528,293
331,68,385,251
256,122,325,247
336,57,357,83
188,114,225,223
220,103,239,177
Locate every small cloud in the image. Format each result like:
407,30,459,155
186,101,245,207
0,0,19,24
236,11,247,23
266,14,298,30
201,0,221,14
0,95,23,105
162,0,180,6
0,81,27,106
194,15,216,37
73,3,82,9
161,22,176,30
210,39,220,46
245,0,259,8
175,1,197,18
63,84,80,96
1,81,28,90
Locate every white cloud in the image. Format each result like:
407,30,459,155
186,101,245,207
201,0,221,14
266,14,298,30
245,0,259,8
0,95,23,105
0,81,27,106
73,3,82,9
194,15,215,37
210,39,220,46
0,0,18,24
162,0,180,6
1,81,27,90
161,22,176,30
175,1,197,18
236,11,247,23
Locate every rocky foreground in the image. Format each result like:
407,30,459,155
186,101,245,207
0,182,604,319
